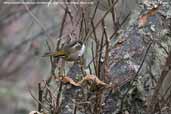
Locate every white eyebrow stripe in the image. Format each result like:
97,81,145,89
72,42,80,48
78,44,85,56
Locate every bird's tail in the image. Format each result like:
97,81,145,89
43,50,65,57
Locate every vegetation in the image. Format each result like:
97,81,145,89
0,0,171,114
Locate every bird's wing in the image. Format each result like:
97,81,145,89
43,50,65,57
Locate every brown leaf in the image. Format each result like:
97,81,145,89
138,4,161,27
56,75,108,87
57,76,81,86
78,75,108,86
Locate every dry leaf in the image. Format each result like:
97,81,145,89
138,4,161,27
58,76,80,86
79,75,108,86
56,75,108,87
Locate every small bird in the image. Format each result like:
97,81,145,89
43,40,85,61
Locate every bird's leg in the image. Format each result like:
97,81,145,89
79,57,86,76
62,60,66,76
58,59,65,77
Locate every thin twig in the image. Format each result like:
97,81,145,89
91,1,100,20
55,81,63,113
23,0,51,39
73,103,77,114
27,85,49,111
109,12,131,40
148,50,171,113
94,91,102,114
66,6,73,25
88,64,93,74
85,12,131,69
84,0,119,41
79,12,84,40
91,42,97,76
120,42,153,112
103,21,110,82
59,7,68,38
38,83,43,112
82,10,89,38
23,0,55,77
91,19,100,76
54,4,71,113
98,20,105,78
108,0,116,31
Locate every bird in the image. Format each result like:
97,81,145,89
43,40,85,61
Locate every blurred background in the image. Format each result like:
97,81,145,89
0,0,138,113
0,1,65,113
0,0,171,114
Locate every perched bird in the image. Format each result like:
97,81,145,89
43,40,85,61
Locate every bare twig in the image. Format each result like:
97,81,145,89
109,12,131,40
82,10,89,38
94,91,102,114
23,1,51,39
91,42,97,76
91,1,100,20
97,21,105,78
91,20,98,43
84,0,119,41
79,12,84,39
148,50,171,113
27,85,49,111
103,22,110,82
108,0,117,31
55,81,63,113
120,42,153,112
85,12,131,68
59,7,68,38
53,4,71,113
38,83,43,112
73,103,77,114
